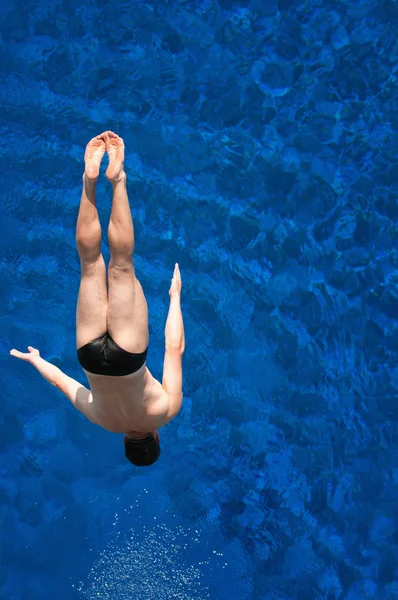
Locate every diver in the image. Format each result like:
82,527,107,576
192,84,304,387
10,131,185,467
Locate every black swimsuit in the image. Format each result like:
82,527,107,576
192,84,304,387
77,332,148,376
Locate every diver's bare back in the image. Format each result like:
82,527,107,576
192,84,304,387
82,365,170,434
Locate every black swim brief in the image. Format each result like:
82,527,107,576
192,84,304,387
77,332,148,376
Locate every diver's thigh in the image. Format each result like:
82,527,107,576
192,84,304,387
106,261,148,353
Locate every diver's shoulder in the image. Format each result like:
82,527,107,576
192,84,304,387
144,368,166,399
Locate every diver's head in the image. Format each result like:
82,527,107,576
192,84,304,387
124,431,160,467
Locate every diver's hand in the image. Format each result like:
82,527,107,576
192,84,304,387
10,346,41,364
169,263,182,298
10,348,63,388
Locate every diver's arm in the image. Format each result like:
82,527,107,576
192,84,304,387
55,371,92,411
163,266,185,422
10,346,92,411
31,355,92,412
162,347,184,423
10,346,63,387
164,263,185,353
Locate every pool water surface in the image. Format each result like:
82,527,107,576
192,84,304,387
1,0,398,598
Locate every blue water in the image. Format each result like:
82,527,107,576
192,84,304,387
1,0,398,598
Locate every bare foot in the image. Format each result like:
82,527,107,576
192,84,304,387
169,263,182,298
105,131,125,182
84,134,107,180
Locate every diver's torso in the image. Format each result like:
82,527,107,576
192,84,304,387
82,365,169,433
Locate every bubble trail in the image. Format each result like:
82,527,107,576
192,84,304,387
77,523,211,600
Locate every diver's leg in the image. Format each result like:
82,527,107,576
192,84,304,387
75,134,108,349
105,132,149,353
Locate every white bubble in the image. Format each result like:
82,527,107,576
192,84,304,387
77,523,211,600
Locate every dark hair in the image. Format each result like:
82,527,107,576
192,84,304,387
124,433,161,467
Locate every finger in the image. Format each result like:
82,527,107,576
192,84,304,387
28,346,36,352
10,349,23,358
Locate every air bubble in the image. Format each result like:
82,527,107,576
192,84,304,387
78,522,211,599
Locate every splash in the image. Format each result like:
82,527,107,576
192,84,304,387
76,522,211,600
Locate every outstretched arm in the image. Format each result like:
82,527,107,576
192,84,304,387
10,346,92,413
10,346,63,387
162,264,185,423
